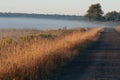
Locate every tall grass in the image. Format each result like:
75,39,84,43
0,28,103,80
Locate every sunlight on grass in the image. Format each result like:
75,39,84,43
0,27,103,80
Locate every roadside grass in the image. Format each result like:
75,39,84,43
0,27,103,80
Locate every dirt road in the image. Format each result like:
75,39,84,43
52,28,120,80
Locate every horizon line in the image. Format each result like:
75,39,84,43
0,11,83,16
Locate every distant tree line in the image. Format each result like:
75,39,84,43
105,11,120,21
0,4,119,22
0,12,85,21
85,3,120,21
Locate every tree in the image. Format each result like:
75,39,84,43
105,11,120,21
85,3,104,21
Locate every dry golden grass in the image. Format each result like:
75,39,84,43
0,28,40,40
0,27,103,80
115,26,120,32
0,28,81,40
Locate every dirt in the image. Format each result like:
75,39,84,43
51,28,120,80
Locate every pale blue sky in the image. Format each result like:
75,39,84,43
0,0,119,15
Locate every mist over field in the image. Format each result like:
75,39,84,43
0,17,119,29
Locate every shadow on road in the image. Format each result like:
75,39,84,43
51,28,120,80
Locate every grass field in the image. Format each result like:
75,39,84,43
0,27,103,80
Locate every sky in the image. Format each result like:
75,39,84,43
0,0,119,15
